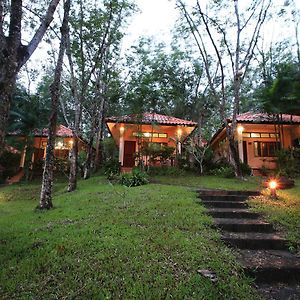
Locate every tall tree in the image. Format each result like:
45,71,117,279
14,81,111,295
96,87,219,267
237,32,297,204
39,0,71,210
0,0,61,155
176,0,271,177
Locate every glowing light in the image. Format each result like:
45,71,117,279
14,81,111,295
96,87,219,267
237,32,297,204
55,141,64,149
144,132,151,137
237,126,244,134
120,126,125,134
268,179,278,199
269,180,277,190
177,128,183,136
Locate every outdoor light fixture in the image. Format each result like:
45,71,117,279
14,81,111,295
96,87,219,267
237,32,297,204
237,126,244,134
269,179,278,199
120,126,125,134
177,128,182,137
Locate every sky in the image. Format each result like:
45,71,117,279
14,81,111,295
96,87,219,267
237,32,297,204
21,0,300,91
121,0,179,49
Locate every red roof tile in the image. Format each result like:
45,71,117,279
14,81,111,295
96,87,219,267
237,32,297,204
106,112,197,126
234,112,300,124
33,125,73,137
9,125,73,137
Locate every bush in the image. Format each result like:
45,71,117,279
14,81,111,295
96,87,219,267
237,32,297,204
146,166,186,176
240,162,252,176
209,159,251,178
211,165,235,178
276,148,300,178
0,150,21,183
119,169,149,187
103,159,120,180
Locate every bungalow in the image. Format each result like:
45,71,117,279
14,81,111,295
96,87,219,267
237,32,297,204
211,112,300,174
8,125,87,168
105,112,197,169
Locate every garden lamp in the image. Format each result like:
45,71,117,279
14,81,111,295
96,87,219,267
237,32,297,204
269,180,278,199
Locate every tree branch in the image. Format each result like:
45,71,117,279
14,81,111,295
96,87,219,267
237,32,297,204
18,0,61,70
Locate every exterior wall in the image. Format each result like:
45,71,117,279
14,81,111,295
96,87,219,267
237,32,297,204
211,123,300,173
107,122,195,167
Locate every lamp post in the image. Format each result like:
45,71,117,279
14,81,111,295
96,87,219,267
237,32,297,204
269,180,278,199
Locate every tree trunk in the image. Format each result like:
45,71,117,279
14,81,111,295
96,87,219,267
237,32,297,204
0,0,61,155
83,137,94,180
39,0,70,209
67,138,78,192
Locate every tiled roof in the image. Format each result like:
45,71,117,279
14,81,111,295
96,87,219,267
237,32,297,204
9,125,73,137
234,112,300,124
106,112,197,126
33,125,73,137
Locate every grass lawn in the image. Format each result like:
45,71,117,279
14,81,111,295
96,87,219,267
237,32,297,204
151,174,261,191
248,178,300,250
0,176,260,299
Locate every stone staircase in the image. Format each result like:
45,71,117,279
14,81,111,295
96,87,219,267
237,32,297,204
197,189,300,300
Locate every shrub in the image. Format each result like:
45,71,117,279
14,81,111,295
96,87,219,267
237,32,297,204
103,159,120,180
0,150,21,183
211,165,235,178
119,169,149,187
240,162,252,176
146,166,186,176
276,148,300,178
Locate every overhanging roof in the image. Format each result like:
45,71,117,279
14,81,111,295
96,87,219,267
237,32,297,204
105,112,197,127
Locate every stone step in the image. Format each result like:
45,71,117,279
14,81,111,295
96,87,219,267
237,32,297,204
206,208,260,219
199,194,250,202
197,189,260,196
214,218,274,233
201,200,248,209
237,249,300,283
221,232,288,250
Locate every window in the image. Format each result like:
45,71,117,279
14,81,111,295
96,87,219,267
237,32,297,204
254,141,280,157
242,132,279,139
133,132,168,138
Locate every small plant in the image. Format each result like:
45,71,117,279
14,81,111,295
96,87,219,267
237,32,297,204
212,166,235,178
103,159,120,180
119,169,149,187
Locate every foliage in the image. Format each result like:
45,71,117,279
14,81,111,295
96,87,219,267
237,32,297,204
259,62,300,114
276,148,300,178
141,143,175,165
147,166,186,176
103,159,120,179
0,151,21,183
240,162,252,177
119,169,149,187
210,159,252,178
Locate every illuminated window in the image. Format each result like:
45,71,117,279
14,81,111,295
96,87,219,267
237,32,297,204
254,142,280,157
242,132,279,139
133,132,168,138
251,133,260,138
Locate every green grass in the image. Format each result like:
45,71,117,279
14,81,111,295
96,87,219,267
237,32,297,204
151,174,261,191
0,176,260,299
248,178,300,249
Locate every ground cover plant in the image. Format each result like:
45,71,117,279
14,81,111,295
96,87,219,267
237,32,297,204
248,178,300,250
0,176,260,299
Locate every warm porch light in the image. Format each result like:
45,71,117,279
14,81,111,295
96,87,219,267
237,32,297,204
237,125,244,134
69,140,73,147
120,126,125,134
269,180,278,199
144,132,151,138
55,141,64,149
177,128,182,137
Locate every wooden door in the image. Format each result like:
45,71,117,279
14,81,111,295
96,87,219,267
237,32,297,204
123,141,136,167
243,141,248,165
